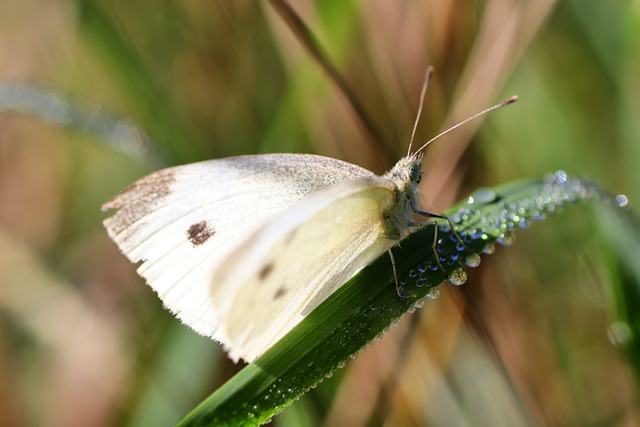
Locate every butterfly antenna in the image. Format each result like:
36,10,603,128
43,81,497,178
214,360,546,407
413,95,518,155
407,66,434,156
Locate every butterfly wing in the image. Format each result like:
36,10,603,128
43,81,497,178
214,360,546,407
210,178,397,362
102,154,375,339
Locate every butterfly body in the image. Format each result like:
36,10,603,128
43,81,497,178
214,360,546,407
380,153,424,239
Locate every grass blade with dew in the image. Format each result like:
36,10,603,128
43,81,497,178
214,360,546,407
0,83,159,166
593,195,640,384
178,170,630,427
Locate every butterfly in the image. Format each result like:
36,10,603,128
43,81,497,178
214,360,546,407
102,74,516,362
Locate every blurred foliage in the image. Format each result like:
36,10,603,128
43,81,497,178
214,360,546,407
0,0,638,426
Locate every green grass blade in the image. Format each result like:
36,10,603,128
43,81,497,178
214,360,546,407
77,0,198,163
178,172,622,426
595,200,640,384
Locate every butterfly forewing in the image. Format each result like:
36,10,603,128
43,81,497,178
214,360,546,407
102,154,375,339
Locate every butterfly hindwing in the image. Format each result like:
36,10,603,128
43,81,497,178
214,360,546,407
210,178,397,362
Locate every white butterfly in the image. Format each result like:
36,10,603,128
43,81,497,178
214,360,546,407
102,89,516,362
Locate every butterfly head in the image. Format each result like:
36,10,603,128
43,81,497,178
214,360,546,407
383,152,424,191
379,153,425,240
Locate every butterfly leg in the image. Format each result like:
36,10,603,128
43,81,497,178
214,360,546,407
415,219,448,276
390,219,447,303
388,247,425,306
414,208,469,252
387,248,401,297
412,207,469,278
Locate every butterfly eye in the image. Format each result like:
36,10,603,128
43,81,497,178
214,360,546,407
409,165,422,184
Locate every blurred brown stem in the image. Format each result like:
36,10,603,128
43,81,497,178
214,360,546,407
267,0,394,166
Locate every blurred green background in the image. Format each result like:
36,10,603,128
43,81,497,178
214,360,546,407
0,1,639,426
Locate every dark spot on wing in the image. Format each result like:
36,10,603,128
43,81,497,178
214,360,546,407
259,263,274,280
187,221,215,246
274,286,287,300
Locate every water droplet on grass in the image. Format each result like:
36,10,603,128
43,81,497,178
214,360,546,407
608,321,632,345
615,194,629,208
448,268,467,286
498,231,516,246
468,187,498,205
555,170,568,183
426,287,440,299
466,253,481,267
483,243,496,254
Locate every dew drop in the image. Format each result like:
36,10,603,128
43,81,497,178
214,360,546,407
554,170,568,183
498,231,516,246
448,268,467,286
466,253,481,268
615,194,629,208
543,173,555,185
468,187,498,205
414,298,426,308
608,321,632,345
397,287,411,299
483,243,496,254
426,287,440,299
518,217,532,229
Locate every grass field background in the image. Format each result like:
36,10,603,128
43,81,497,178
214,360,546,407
0,1,639,426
